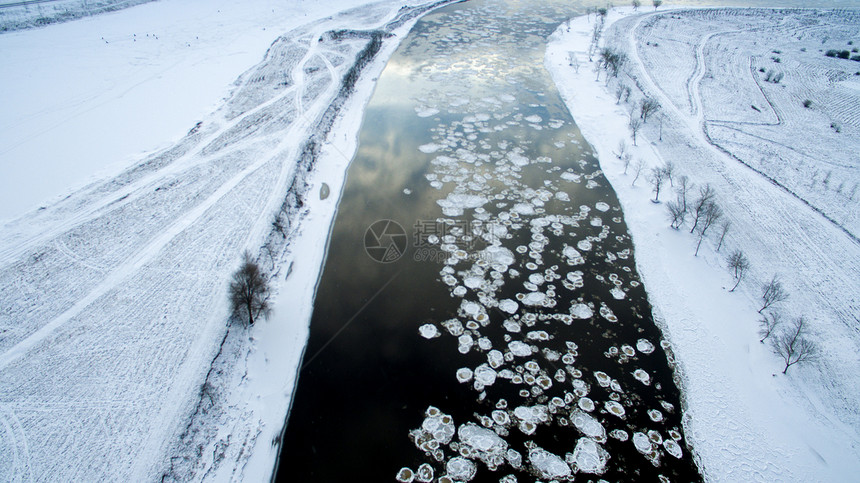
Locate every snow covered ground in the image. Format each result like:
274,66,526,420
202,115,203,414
0,0,423,222
547,6,860,482
0,0,454,481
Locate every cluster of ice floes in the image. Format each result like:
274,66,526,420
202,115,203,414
398,3,689,482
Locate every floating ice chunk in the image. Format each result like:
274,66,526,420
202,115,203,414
595,202,610,212
507,151,529,167
594,371,611,387
632,432,653,454
576,239,592,251
599,304,618,323
453,286,467,297
590,217,603,227
442,319,464,336
477,337,492,351
560,172,581,182
446,457,476,481
506,448,523,468
570,303,593,319
604,401,626,418
512,203,535,215
521,291,546,306
508,341,532,357
524,115,543,124
514,405,549,424
633,369,651,385
571,410,606,441
461,300,481,317
610,429,629,441
418,143,442,153
419,324,440,339
481,245,515,268
456,368,473,383
458,334,474,353
498,299,518,314
566,271,584,287
573,438,609,474
621,345,636,356
548,119,565,129
526,330,550,341
459,423,508,458
528,447,571,479
610,287,626,300
503,319,521,333
437,193,487,217
415,106,440,117
474,363,497,387
488,349,504,368
499,94,516,103
664,439,683,459
416,463,434,482
636,339,656,354
396,467,415,482
421,407,455,444
648,409,664,422
555,191,570,202
578,397,595,412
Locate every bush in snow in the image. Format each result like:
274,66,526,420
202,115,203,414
229,251,271,325
639,98,660,123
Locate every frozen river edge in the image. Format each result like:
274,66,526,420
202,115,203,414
547,7,860,483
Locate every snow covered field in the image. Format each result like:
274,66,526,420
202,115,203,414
547,6,860,482
0,0,454,481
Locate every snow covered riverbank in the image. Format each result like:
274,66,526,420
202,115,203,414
547,6,860,482
0,1,455,481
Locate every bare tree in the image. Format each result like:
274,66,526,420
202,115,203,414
698,202,722,237
640,98,660,123
621,153,632,174
727,249,750,292
715,219,731,252
676,175,692,212
772,316,817,374
689,184,716,234
615,84,627,104
599,48,627,79
759,311,782,343
631,159,645,186
667,199,687,229
229,251,271,325
653,0,663,9
629,116,643,146
759,275,789,313
693,203,721,256
632,0,641,10
648,167,668,202
614,140,628,159
569,52,581,73
663,161,675,186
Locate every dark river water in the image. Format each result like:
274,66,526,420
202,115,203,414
276,0,850,481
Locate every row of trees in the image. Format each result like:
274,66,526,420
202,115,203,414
591,6,818,376
613,148,817,374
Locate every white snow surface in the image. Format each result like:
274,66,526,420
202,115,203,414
547,6,860,482
0,0,412,222
0,1,452,481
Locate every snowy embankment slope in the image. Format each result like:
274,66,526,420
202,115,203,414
0,1,452,481
0,0,403,222
547,7,860,482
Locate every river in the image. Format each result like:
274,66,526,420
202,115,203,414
274,0,835,481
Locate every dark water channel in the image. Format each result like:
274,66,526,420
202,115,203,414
279,1,706,481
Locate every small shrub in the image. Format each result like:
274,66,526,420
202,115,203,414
759,67,766,73
825,49,839,57
802,99,812,108
851,55,860,62
838,50,851,59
